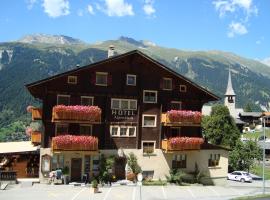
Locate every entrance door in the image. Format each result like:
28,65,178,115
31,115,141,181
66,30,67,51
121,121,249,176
114,157,126,180
71,158,82,182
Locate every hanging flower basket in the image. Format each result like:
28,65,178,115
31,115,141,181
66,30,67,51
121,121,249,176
168,137,204,150
167,110,202,124
52,135,98,151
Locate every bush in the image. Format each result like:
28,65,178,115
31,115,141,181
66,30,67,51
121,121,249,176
166,169,186,185
143,179,167,186
127,153,142,174
91,179,98,188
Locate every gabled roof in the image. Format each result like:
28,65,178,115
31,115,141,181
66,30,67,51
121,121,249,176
26,50,219,100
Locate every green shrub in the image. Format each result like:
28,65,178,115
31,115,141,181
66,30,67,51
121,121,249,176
166,169,186,185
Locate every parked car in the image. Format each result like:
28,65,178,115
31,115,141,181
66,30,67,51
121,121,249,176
258,135,267,141
227,171,252,183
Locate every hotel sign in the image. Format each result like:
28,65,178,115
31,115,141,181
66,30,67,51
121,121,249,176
111,109,136,120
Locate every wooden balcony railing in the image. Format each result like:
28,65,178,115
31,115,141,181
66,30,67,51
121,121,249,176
52,105,101,124
31,108,42,120
52,135,98,151
162,137,204,152
31,131,41,144
161,110,202,126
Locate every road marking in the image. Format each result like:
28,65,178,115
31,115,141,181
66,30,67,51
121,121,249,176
207,186,220,196
103,187,112,200
132,187,136,200
162,186,167,199
71,188,86,200
186,187,196,198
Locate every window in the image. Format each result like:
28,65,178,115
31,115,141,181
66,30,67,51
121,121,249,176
57,95,70,105
172,154,187,169
171,101,182,110
110,126,136,137
163,78,172,90
127,74,136,86
67,76,77,84
180,85,187,92
84,155,91,174
80,125,92,135
81,96,94,106
96,72,108,86
111,98,137,110
52,155,64,170
208,154,220,167
142,115,157,127
55,124,68,136
143,90,157,103
142,141,155,154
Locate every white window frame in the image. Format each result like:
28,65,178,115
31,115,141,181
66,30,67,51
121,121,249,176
126,74,137,86
55,123,68,136
142,114,157,127
81,96,94,106
111,98,137,110
95,72,108,86
180,85,187,92
143,90,158,104
79,124,93,135
67,76,77,85
142,140,156,154
171,101,182,110
110,125,136,137
57,94,70,105
163,78,172,90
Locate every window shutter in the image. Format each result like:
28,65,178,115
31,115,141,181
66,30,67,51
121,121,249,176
90,73,96,85
107,74,112,86
160,78,164,89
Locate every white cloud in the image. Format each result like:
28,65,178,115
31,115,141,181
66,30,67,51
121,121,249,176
261,57,270,67
227,21,248,37
42,0,70,18
26,0,37,10
87,4,95,15
97,0,134,17
77,9,83,17
143,0,155,16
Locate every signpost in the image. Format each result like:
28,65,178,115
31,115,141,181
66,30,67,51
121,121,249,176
137,173,143,200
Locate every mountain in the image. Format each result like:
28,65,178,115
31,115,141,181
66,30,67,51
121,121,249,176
0,34,269,141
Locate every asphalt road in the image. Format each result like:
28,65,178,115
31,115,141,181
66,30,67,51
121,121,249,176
0,182,270,200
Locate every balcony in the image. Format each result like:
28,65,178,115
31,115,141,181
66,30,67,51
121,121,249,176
27,107,42,120
52,135,98,151
31,131,41,144
52,105,101,124
161,137,204,152
161,110,202,126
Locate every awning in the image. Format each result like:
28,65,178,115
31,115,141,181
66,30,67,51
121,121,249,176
0,141,39,154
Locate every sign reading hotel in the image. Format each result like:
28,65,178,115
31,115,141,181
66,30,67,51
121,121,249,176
111,109,136,121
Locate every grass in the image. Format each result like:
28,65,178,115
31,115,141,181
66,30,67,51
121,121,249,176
251,165,270,180
242,129,270,140
142,180,167,186
231,194,270,200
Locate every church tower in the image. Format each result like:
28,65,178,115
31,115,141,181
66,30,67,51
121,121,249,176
224,68,237,117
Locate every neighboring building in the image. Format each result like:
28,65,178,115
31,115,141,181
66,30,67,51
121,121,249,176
26,49,228,185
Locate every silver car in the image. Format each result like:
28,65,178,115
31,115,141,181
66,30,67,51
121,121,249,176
227,171,253,183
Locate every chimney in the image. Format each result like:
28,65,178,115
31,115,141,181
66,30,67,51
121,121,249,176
108,45,115,58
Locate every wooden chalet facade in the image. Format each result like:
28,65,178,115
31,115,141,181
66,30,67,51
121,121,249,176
26,49,228,185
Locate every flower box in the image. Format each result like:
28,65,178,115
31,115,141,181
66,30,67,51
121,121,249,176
166,110,202,124
52,105,101,123
162,137,204,151
52,135,98,151
31,131,41,144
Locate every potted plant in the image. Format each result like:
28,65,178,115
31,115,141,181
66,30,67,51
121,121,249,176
91,179,99,193
62,166,70,185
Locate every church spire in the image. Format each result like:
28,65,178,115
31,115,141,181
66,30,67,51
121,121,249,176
225,67,235,96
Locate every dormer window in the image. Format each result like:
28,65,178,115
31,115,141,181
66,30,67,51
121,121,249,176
96,72,108,86
163,78,172,90
127,74,136,86
68,76,77,84
180,85,187,92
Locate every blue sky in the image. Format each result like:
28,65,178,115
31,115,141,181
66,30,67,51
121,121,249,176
0,0,269,64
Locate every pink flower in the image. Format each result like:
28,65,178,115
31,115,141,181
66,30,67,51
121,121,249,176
167,110,202,123
27,105,34,113
25,127,33,136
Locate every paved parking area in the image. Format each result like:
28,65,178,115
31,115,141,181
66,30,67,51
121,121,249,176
0,183,270,200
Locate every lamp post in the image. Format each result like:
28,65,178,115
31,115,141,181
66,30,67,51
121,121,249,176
263,117,266,194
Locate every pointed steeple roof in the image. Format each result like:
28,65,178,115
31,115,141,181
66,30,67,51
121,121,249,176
225,68,236,96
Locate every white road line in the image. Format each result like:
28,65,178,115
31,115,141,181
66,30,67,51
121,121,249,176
132,187,136,200
71,188,86,200
103,187,112,200
207,186,220,196
186,187,196,198
162,186,167,199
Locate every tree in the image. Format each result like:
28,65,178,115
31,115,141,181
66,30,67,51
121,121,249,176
127,152,141,174
229,140,262,172
1,50,9,65
244,103,253,112
202,104,240,148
